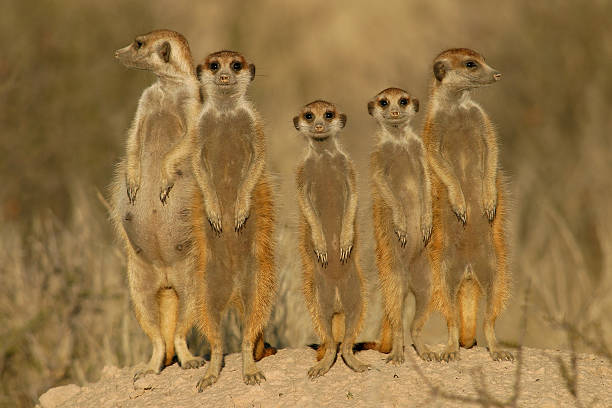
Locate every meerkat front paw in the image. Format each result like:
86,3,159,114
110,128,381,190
449,190,467,224
312,237,328,267
204,197,223,235
126,174,140,205
339,232,354,263
421,214,433,246
234,197,251,232
482,186,497,222
394,227,408,247
159,165,180,204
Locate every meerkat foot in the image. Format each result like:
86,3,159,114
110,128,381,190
308,358,334,379
440,349,460,362
133,367,159,383
196,372,219,392
385,348,405,365
243,367,266,385
419,351,439,362
490,350,514,361
343,353,370,372
181,356,205,369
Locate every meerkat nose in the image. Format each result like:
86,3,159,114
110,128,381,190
390,111,400,117
314,124,324,132
493,72,502,81
219,74,230,83
114,50,120,58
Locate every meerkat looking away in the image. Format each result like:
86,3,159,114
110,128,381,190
162,50,276,390
294,100,369,379
111,29,204,380
423,48,513,361
368,88,437,363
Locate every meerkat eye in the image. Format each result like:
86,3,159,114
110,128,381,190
209,62,219,71
379,99,389,107
232,61,242,71
399,98,408,106
304,112,313,120
324,111,335,119
465,60,478,69
135,40,143,49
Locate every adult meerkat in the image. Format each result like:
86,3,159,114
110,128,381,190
368,88,437,363
294,100,369,379
162,50,276,390
423,48,512,361
110,29,204,380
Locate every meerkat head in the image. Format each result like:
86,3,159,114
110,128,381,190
196,50,255,100
114,29,194,78
293,100,347,142
368,88,419,128
432,48,501,90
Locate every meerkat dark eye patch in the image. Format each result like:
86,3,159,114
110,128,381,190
324,111,335,120
399,98,408,106
249,64,256,81
232,61,242,71
209,61,219,71
379,98,389,107
434,61,447,81
159,42,171,63
367,101,375,115
304,112,313,121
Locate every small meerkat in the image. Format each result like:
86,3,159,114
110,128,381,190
368,88,437,363
110,29,204,380
423,48,512,361
162,50,276,390
294,100,369,379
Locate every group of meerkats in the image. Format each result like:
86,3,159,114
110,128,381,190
110,29,513,392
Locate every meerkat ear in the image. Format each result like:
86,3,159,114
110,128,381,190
434,61,446,81
249,64,256,81
159,41,171,63
413,98,420,113
338,113,347,128
293,116,300,130
367,101,375,116
196,64,203,80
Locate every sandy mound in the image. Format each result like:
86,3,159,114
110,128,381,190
38,346,611,407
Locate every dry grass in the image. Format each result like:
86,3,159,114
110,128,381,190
1,0,611,406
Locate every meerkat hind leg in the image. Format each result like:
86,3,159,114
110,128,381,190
440,302,460,362
484,286,514,361
172,285,204,369
338,275,369,372
410,287,438,362
196,308,224,392
308,279,338,379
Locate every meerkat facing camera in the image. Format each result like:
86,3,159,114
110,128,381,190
111,29,204,380
422,48,512,362
294,100,369,379
162,50,277,390
368,88,438,363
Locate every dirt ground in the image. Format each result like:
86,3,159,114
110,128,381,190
37,346,611,407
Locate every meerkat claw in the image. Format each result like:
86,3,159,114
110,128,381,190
159,184,173,204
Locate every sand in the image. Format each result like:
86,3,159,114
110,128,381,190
37,346,611,407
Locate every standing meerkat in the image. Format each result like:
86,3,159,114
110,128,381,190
294,100,369,379
423,48,513,361
110,29,204,380
162,50,276,390
368,88,437,363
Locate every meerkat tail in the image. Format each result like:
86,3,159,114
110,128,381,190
159,288,178,365
458,264,481,348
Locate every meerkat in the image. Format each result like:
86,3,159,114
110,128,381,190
110,29,205,380
161,50,276,390
294,100,369,379
367,88,438,364
422,48,513,361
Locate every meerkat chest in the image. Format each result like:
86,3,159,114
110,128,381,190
142,110,184,161
307,155,348,220
380,142,423,195
437,108,485,180
200,109,254,189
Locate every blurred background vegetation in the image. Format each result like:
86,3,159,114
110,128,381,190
1,0,611,406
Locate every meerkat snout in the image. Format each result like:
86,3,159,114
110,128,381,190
493,72,502,81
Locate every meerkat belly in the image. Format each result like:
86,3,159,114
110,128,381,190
200,112,256,268
310,163,346,268
119,112,197,266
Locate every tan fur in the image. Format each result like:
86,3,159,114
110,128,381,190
163,50,277,390
423,48,512,361
368,88,437,363
295,100,369,379
110,30,205,379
